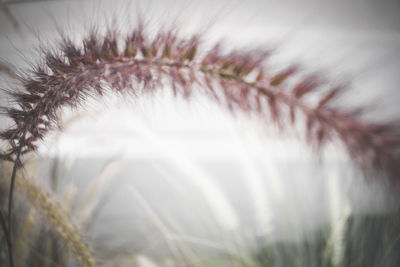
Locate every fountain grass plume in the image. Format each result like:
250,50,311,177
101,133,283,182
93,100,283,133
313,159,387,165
1,22,399,183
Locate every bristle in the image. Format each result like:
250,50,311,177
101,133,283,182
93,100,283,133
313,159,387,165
316,85,344,110
292,74,322,99
270,66,297,87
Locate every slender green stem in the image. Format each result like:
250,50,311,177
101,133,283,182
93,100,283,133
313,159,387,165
0,210,13,267
6,157,19,267
8,160,18,227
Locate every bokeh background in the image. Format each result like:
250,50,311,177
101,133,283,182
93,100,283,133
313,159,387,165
1,0,400,266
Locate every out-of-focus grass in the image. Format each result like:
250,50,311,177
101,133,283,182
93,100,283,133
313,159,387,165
253,208,400,267
1,154,400,267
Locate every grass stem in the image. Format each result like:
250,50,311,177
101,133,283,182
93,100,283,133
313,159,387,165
6,160,18,267
0,210,13,267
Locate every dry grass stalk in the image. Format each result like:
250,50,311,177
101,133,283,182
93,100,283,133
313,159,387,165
1,162,96,267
